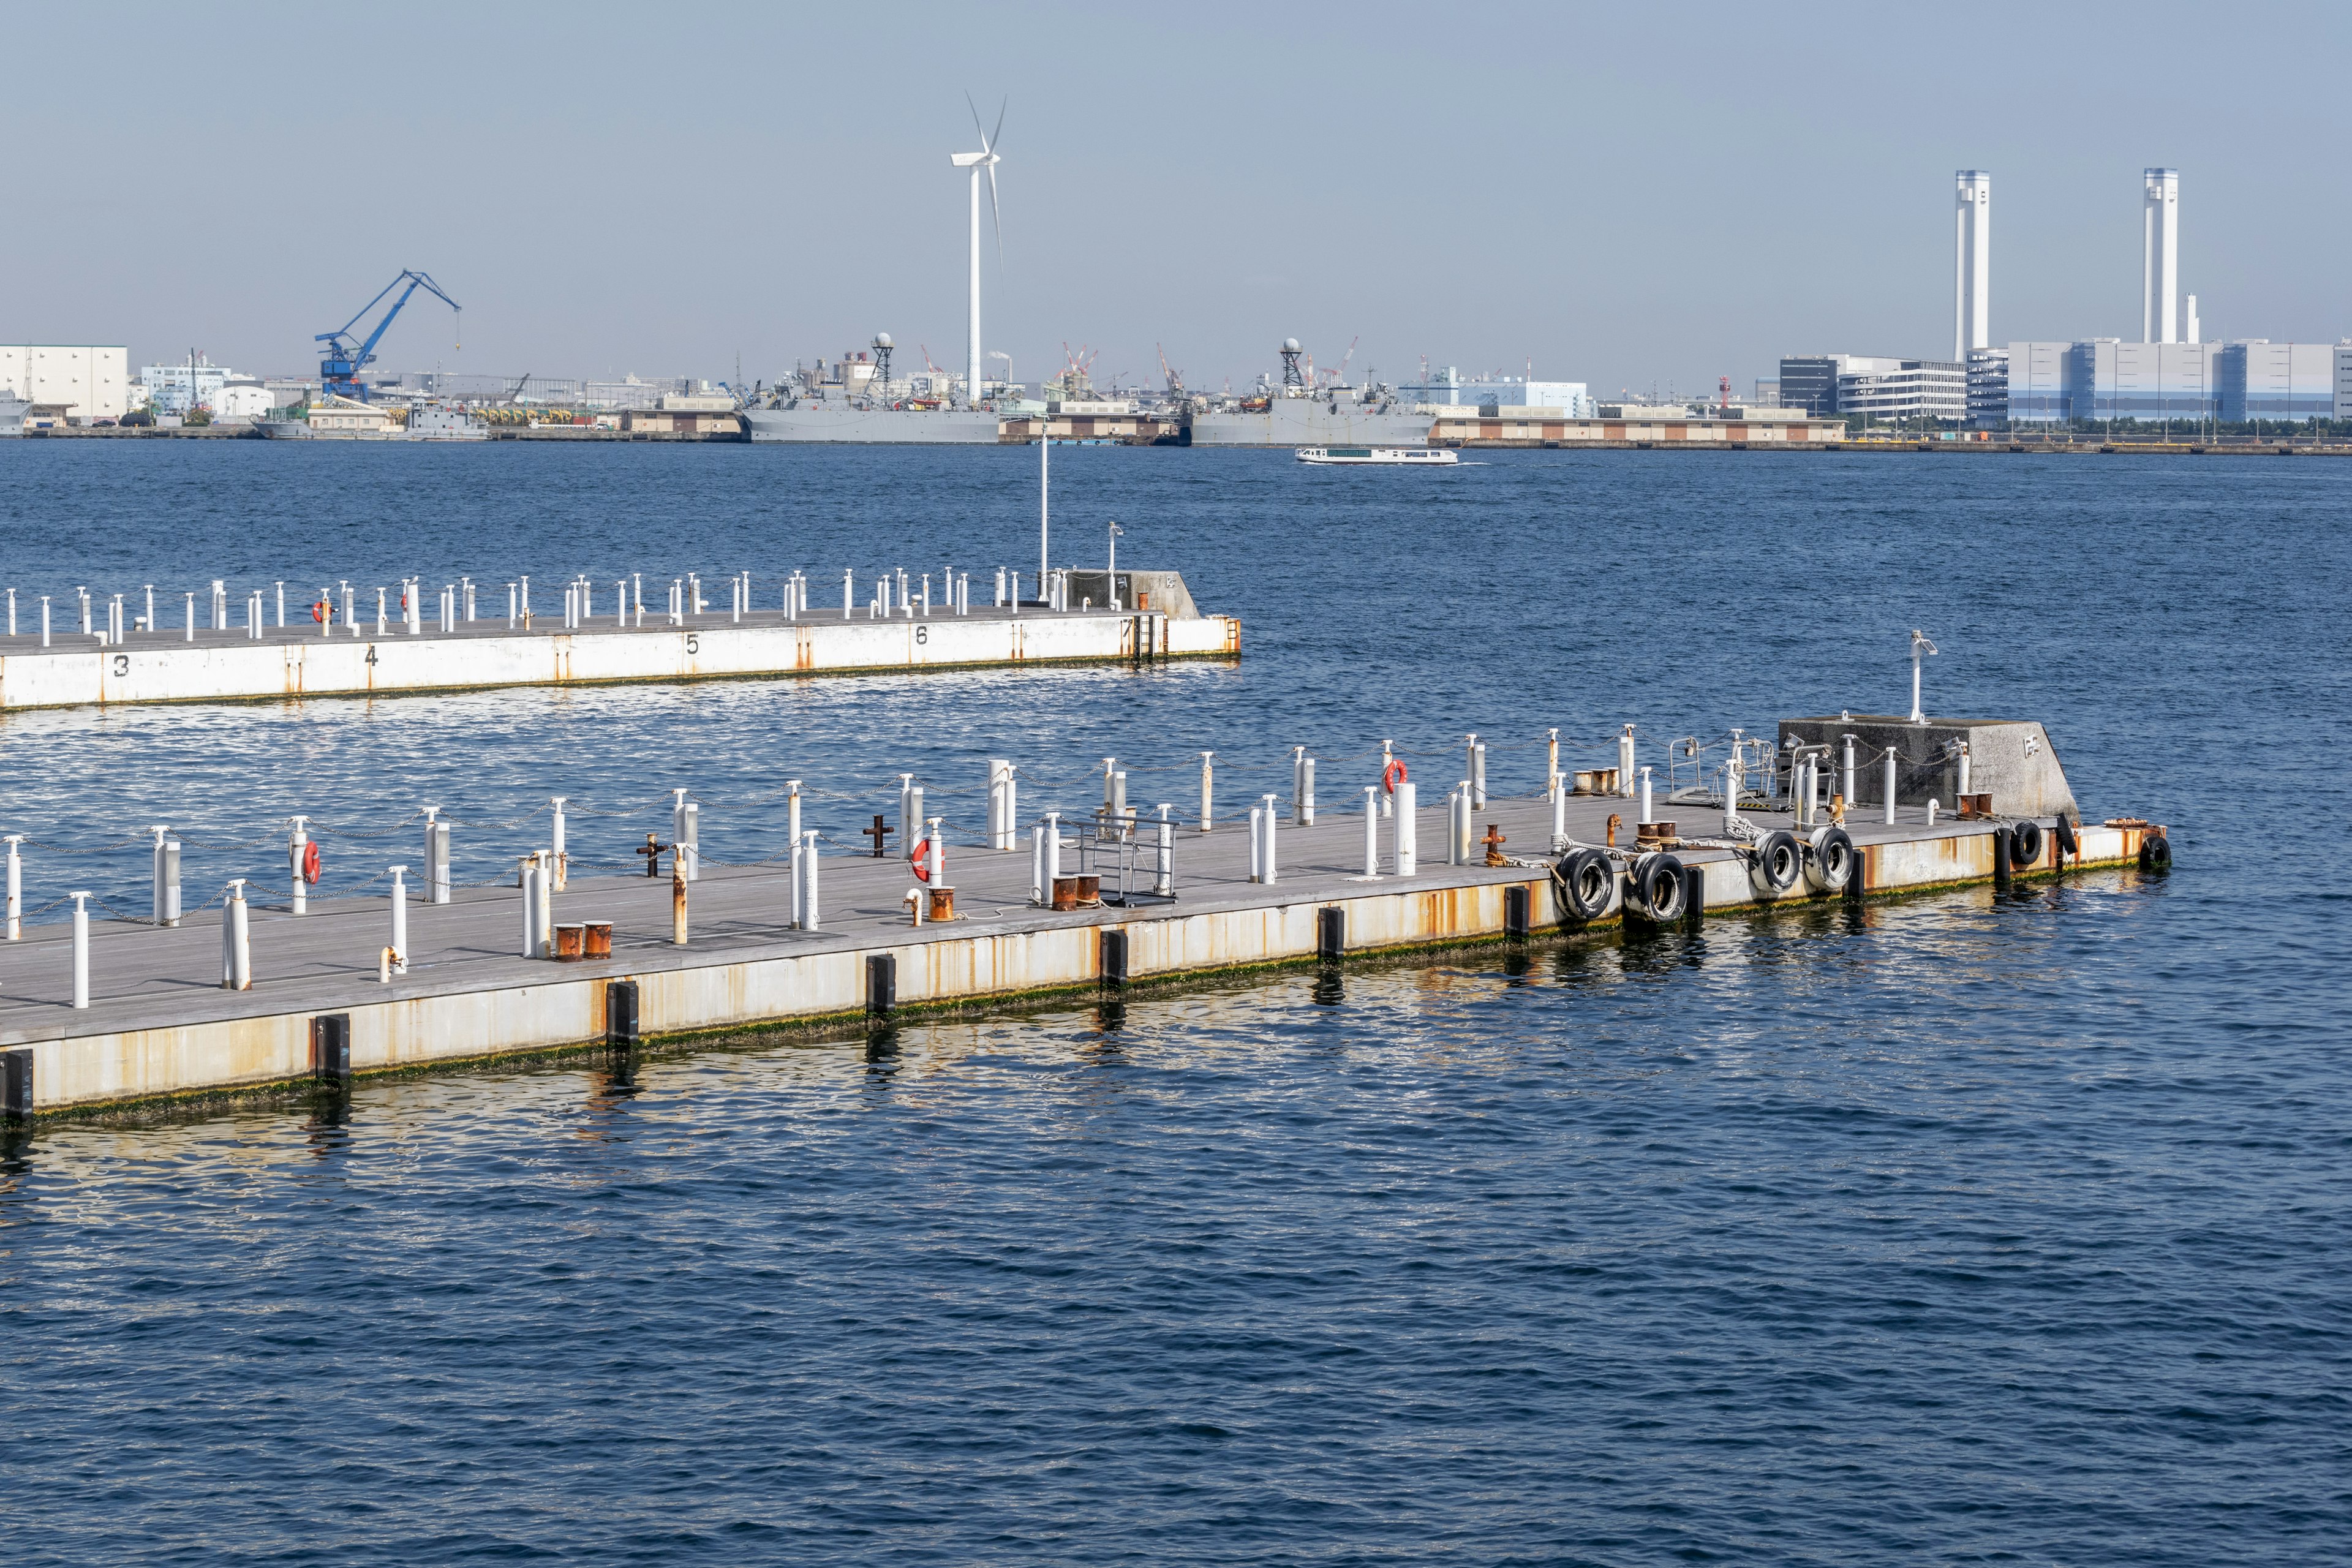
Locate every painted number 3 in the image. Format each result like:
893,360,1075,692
113,654,129,676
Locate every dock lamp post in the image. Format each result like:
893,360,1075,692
1909,630,1940,724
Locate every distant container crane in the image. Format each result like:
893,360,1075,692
316,271,462,400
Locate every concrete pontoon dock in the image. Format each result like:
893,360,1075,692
0,574,1235,712
0,756,2167,1118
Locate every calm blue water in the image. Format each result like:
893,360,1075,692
1,442,2347,1563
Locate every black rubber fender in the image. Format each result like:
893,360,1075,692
2054,816,2079,859
2139,832,2172,872
2009,819,2045,869
1805,826,1855,892
1750,829,1801,894
1553,847,1613,921
1628,851,1686,924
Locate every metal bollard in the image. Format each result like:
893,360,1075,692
672,790,699,881
1957,743,1970,799
1156,805,1175,896
1883,748,1898,826
70,891,92,1008
184,592,195,641
1640,766,1655,827
1547,727,1561,799
221,881,252,990
1470,737,1487,809
1619,724,1637,797
1380,739,1395,816
1841,734,1857,811
1395,780,1417,876
1030,821,1047,904
150,826,181,927
988,760,1016,850
1723,763,1741,834
550,796,568,891
1045,811,1063,891
4,835,22,940
1199,751,1215,832
1247,803,1264,883
1260,794,1280,885
925,818,944,886
276,581,285,627
844,567,853,620
671,847,688,946
387,866,409,976
1551,775,1566,848
790,826,807,929
1299,756,1315,826
786,780,803,884
1362,786,1379,878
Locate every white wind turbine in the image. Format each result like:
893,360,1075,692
949,95,1005,408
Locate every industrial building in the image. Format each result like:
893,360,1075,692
140,357,246,416
1992,339,2345,425
1778,355,1964,423
1396,369,1592,417
0,345,129,421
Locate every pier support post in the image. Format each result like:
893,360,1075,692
70,891,91,1008
865,952,897,1017
1363,786,1380,878
606,980,640,1047
1845,843,1869,904
1100,928,1129,987
1883,749,1898,826
1504,884,1530,940
1394,780,1417,876
1317,905,1346,962
1682,867,1705,933
309,1014,351,1084
1992,826,2012,891
3,1047,31,1120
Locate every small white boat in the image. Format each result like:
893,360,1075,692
1294,445,1458,466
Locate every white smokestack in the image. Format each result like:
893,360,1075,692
1954,171,1991,359
2143,168,2179,344
2185,294,2199,345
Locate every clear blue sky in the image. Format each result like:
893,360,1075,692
4,3,2343,394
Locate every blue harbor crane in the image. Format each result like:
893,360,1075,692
315,271,461,399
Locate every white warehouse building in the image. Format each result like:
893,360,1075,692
0,345,130,421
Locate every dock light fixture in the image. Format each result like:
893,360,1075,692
1909,629,1940,723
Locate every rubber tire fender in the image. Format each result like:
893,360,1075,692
1554,847,1612,921
2009,820,2045,870
2054,816,2079,859
1805,826,1854,893
1629,851,1686,924
2138,832,2171,872
1751,829,1802,894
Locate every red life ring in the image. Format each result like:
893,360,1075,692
1383,757,1408,793
911,839,933,881
311,599,330,624
301,840,322,884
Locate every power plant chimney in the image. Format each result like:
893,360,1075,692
1954,171,1991,360
2143,168,2179,344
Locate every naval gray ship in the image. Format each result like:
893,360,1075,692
1183,393,1434,448
742,400,1003,443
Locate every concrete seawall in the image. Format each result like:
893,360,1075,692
0,605,1240,712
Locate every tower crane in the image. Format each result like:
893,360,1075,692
315,271,462,400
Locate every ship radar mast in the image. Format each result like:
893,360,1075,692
1279,337,1305,393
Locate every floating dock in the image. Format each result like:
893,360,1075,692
0,731,2167,1119
0,582,1235,712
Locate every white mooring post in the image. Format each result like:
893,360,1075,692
1640,766,1656,827
150,826,181,927
518,855,542,958
222,881,251,991
672,790,698,882
797,830,820,930
1199,752,1215,833
1046,812,1064,891
287,816,311,916
387,866,409,977
184,592,195,642
1291,747,1309,827
5,587,13,636
1722,763,1741,834
1957,742,1971,799
1842,735,1857,809
375,587,386,636
424,806,450,904
790,827,807,929
1547,727,1561,800
1246,802,1262,883
1619,724,1637,797
1261,794,1280,886
549,796,569,891
71,891,91,1008
925,818,944,887
1884,748,1899,825
1395,779,1418,876
40,595,51,647
1469,735,1487,809
1156,804,1175,896
1362,786,1380,878
4,835,23,940
989,760,1016,850
1030,821,1047,905
1550,776,1566,849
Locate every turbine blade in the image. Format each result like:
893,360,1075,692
991,98,1006,153
967,89,986,147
